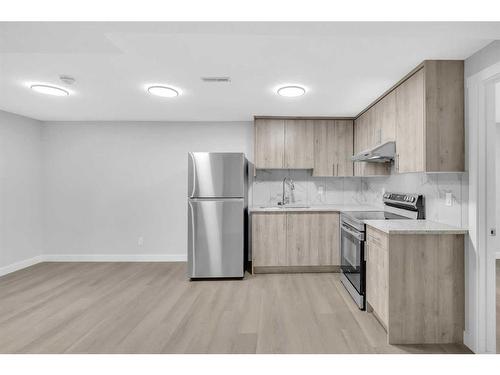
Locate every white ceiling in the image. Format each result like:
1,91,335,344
1,22,500,122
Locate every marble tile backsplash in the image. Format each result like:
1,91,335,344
252,170,468,228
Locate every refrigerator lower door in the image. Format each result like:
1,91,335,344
188,198,244,278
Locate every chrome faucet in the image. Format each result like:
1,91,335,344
279,177,295,206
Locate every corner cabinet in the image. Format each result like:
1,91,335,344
254,117,354,176
354,60,464,175
251,211,340,273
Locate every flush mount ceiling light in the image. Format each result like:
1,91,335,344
30,84,69,96
277,85,306,97
147,85,179,98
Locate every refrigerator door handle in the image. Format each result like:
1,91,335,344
188,152,197,198
188,200,196,275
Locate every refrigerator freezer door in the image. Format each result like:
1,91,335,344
188,152,245,198
188,198,244,278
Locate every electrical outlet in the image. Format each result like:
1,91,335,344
445,192,453,206
138,236,144,247
318,185,324,196
317,185,325,203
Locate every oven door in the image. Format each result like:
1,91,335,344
340,222,365,295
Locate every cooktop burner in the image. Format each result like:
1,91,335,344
342,210,409,222
341,210,410,232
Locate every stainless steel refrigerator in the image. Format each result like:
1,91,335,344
187,152,247,279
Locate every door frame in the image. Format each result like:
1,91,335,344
466,60,500,353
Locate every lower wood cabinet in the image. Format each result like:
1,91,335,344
365,226,464,344
251,212,340,272
251,213,287,267
365,239,389,328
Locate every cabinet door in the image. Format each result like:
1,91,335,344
366,241,389,328
331,120,354,177
287,212,340,266
252,213,287,267
254,119,284,169
396,69,425,173
284,119,314,169
354,109,390,176
375,90,396,144
353,111,367,177
313,120,335,176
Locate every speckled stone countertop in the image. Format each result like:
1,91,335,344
365,220,468,235
249,204,381,213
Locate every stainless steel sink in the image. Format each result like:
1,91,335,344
259,204,310,209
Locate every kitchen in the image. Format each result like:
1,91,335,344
0,20,499,364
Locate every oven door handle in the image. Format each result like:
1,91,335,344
341,223,364,241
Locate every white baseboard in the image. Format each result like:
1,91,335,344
0,254,187,277
0,255,44,277
463,330,476,353
42,254,187,262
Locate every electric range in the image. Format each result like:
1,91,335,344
339,192,425,309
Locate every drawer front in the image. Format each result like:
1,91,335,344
366,227,389,249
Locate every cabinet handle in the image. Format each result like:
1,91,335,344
336,163,339,176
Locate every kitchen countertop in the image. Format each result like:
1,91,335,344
365,220,468,235
249,204,381,213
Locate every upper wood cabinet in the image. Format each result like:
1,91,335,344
374,90,396,144
354,60,464,175
395,61,464,173
395,68,425,173
395,60,464,173
254,118,314,169
313,120,354,177
254,118,285,169
255,117,353,174
354,107,391,176
284,119,314,169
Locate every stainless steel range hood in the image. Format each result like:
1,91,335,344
351,141,395,163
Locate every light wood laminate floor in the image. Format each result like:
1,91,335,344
0,262,471,354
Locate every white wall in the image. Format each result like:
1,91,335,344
0,110,43,274
41,121,253,260
464,40,500,353
497,124,500,254
496,82,500,123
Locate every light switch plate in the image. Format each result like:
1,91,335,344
445,192,452,206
